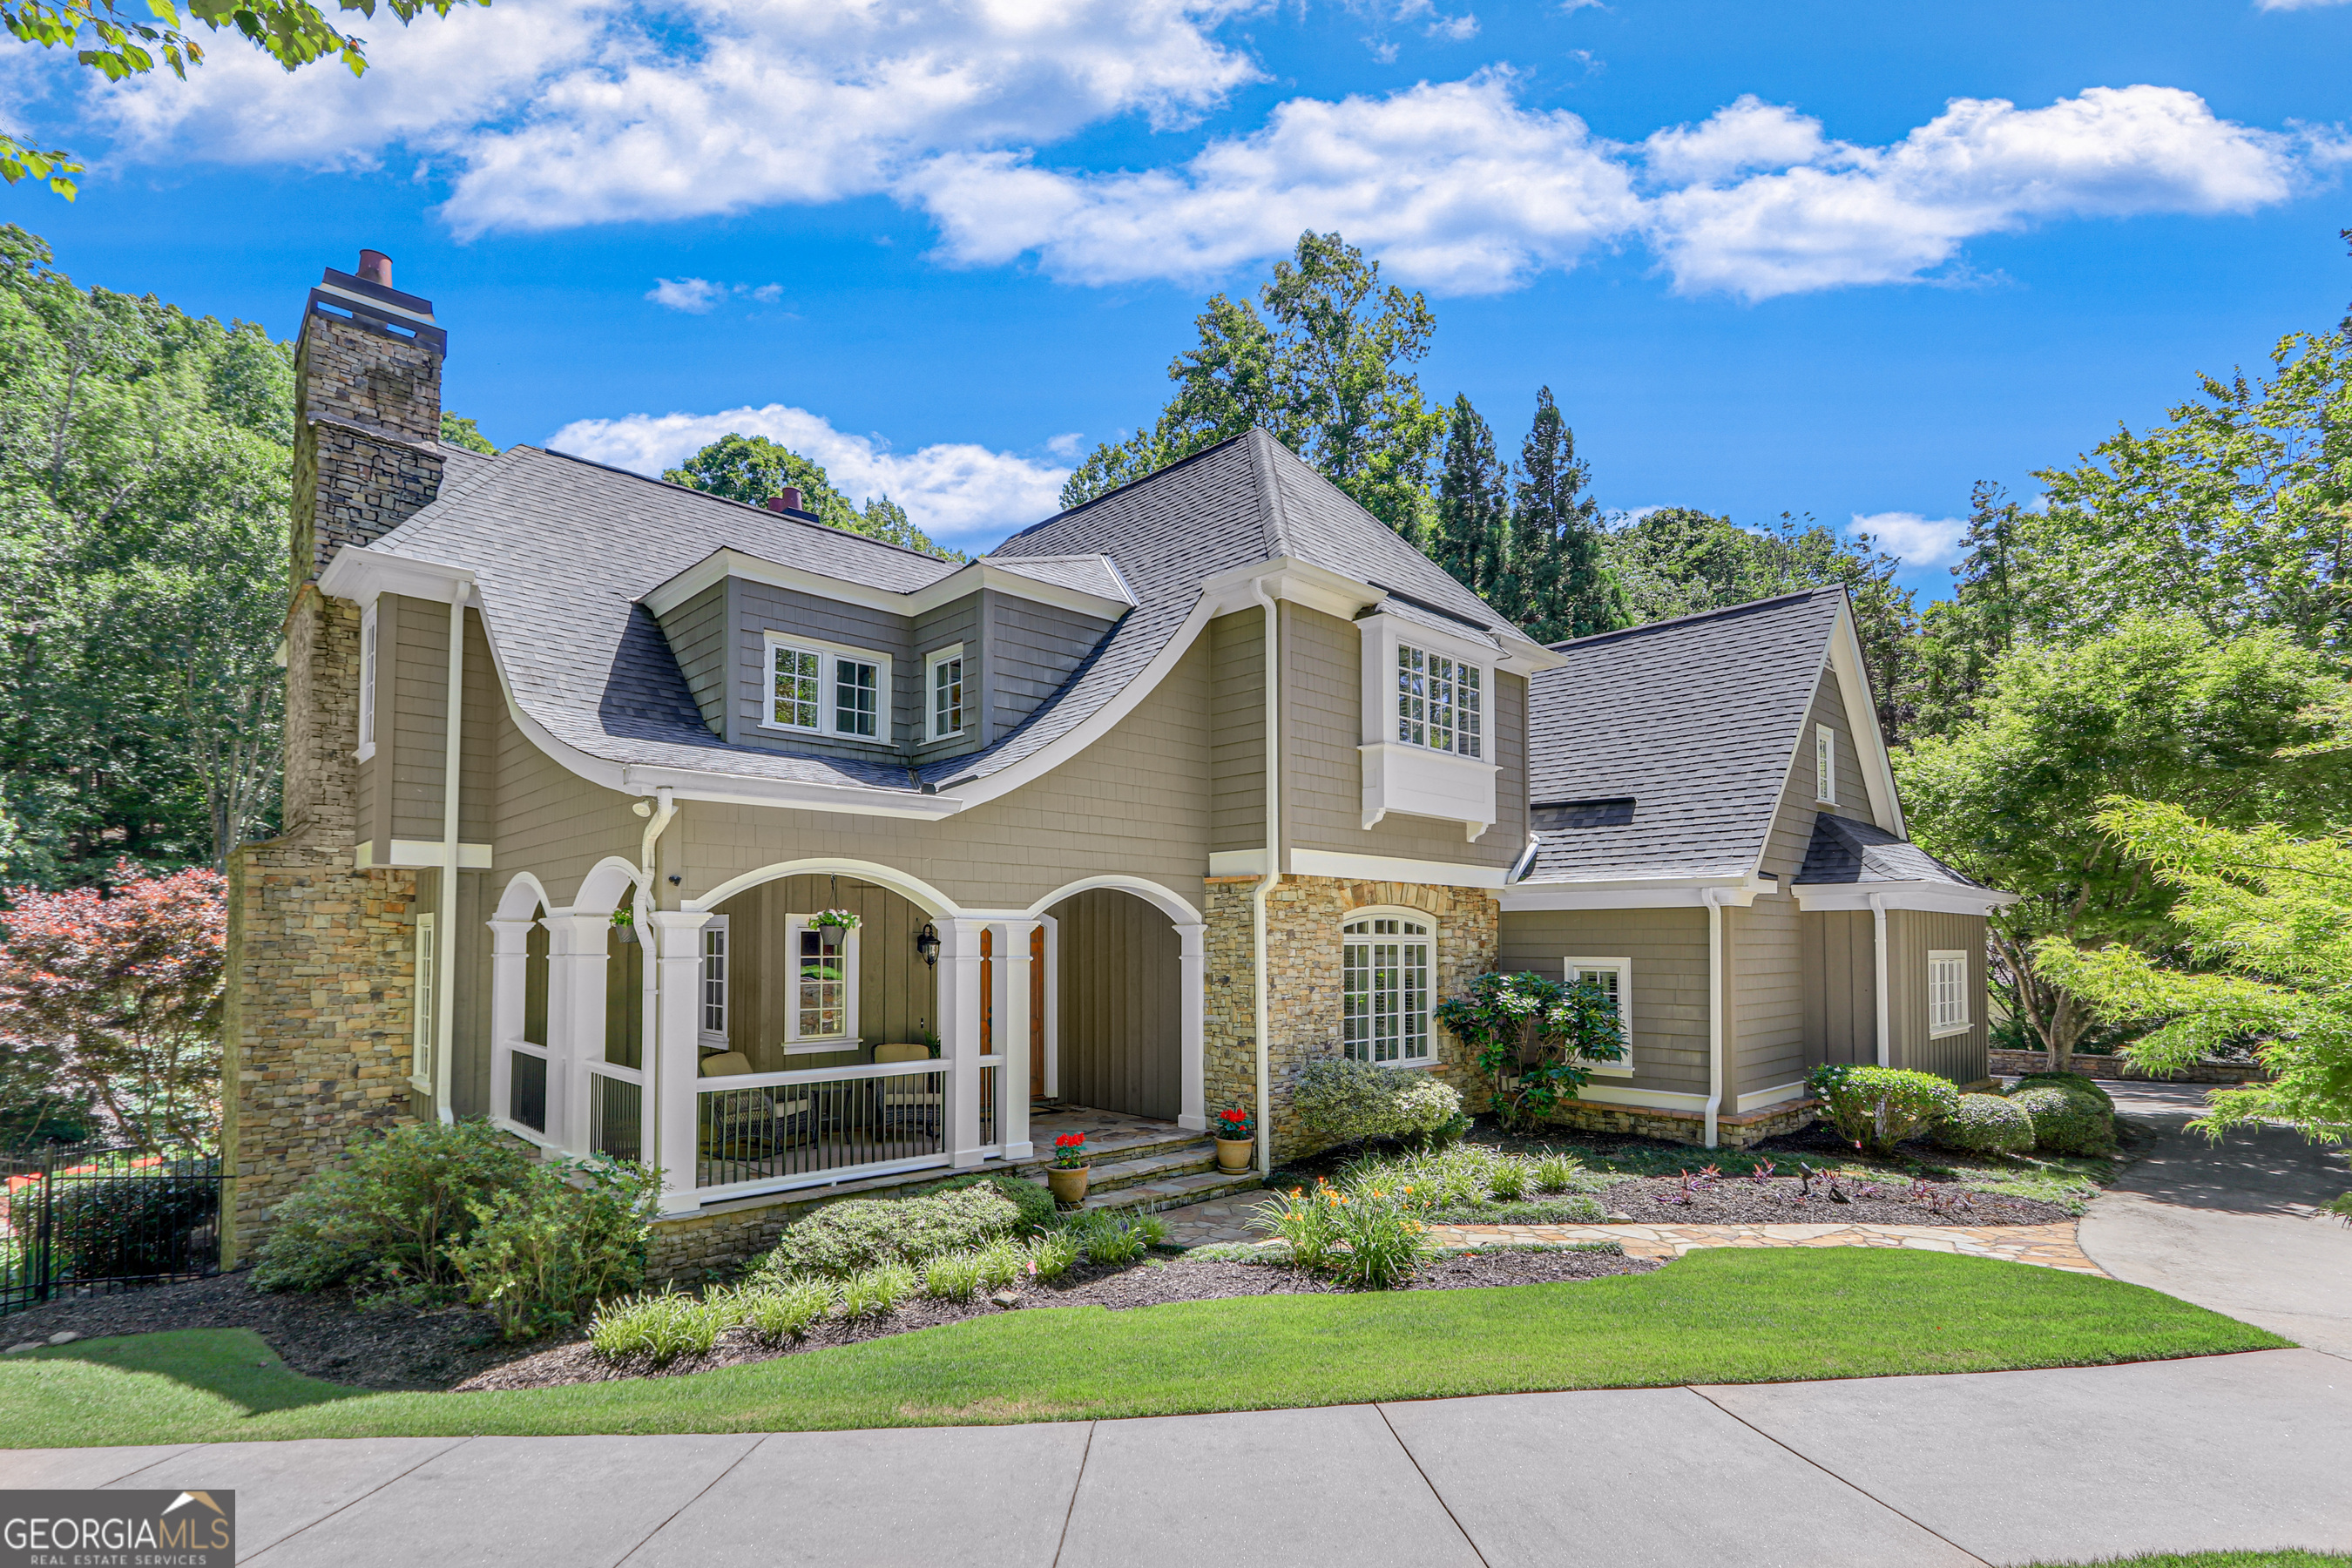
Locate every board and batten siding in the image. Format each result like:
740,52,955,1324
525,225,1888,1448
1209,609,1267,854
1888,909,1990,1084
1051,888,1183,1120
709,875,937,1074
654,578,729,737
1281,604,1524,871
1800,909,1877,1067
1497,908,1711,1095
1727,896,1807,1105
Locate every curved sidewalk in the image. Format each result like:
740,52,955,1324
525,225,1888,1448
2078,1080,2352,1357
4,1348,2345,1566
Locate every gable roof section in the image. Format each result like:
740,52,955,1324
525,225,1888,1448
1522,590,1844,882
1795,813,1985,889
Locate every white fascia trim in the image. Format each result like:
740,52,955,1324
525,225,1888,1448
1790,880,2019,915
355,839,493,869
1498,875,1771,911
639,547,1135,624
1827,601,1905,836
1575,1084,1713,1112
1209,850,1270,877
1734,1079,1809,1113
1286,848,1509,889
1356,608,1499,669
317,544,476,609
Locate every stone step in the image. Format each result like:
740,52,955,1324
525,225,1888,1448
1010,1127,1206,1173
1084,1145,1220,1193
1073,1167,1264,1218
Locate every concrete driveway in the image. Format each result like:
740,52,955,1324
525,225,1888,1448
4,1348,2348,1567
2078,1079,2352,1357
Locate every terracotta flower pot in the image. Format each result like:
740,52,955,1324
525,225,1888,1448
1046,1166,1090,1208
1214,1138,1254,1174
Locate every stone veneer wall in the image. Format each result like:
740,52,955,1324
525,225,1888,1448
1206,875,1499,1164
1986,1048,2270,1085
1540,1097,1815,1150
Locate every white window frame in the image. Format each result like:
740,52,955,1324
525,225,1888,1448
925,643,967,741
357,601,379,761
762,632,895,747
1394,642,1484,760
1928,949,1971,1038
783,915,862,1051
1353,612,1501,841
1342,907,1436,1067
699,914,730,1051
1562,956,1634,1077
1815,724,1837,805
411,910,436,1085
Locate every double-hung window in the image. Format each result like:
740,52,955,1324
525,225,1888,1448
1342,914,1433,1064
1396,645,1484,760
357,602,380,760
926,644,965,740
1563,957,1633,1076
411,911,436,1084
699,916,730,1050
1928,950,1970,1037
766,634,893,744
784,915,860,1047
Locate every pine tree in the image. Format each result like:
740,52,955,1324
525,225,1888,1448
1432,395,1508,600
1507,387,1623,641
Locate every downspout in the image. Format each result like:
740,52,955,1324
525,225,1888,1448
1869,893,1891,1068
1250,579,1281,1179
636,787,676,1170
1510,831,1540,884
433,587,466,1125
1702,887,1729,1147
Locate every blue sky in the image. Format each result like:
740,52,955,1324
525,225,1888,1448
8,0,2350,598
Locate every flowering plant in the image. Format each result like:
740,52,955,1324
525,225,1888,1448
810,909,862,929
1213,1105,1255,1141
1051,1132,1089,1169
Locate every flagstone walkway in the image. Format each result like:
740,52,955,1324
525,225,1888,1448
1152,1192,2105,1274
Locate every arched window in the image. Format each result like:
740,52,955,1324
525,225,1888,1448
1342,912,1433,1064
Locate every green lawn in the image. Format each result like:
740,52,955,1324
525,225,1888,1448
1533,1134,2119,1209
2024,1554,2351,1568
0,1248,2286,1448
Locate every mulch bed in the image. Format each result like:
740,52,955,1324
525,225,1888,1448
1603,1173,2071,1226
458,1247,1659,1392
0,1271,515,1391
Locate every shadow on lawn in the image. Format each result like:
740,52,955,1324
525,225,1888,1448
27,1328,371,1417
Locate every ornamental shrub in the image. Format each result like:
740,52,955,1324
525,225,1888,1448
589,1286,730,1364
1291,1057,1464,1147
1434,970,1625,1132
2005,1083,2118,1155
1807,1064,1961,1155
254,1118,534,1294
753,1178,1031,1282
2016,1071,2116,1112
1933,1093,2037,1155
449,1155,660,1341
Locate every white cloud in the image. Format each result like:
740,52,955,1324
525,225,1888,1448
1643,95,1829,185
1043,432,1088,460
909,72,1641,294
1850,510,1966,567
1427,14,1480,40
1647,85,2309,300
645,277,722,313
544,403,1071,546
2254,0,2349,9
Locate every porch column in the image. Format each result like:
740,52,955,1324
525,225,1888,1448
486,917,534,1132
648,910,713,1214
543,911,611,1155
1175,920,1207,1132
941,916,988,1167
999,919,1039,1160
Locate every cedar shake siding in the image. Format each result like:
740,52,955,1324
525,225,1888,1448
1209,609,1267,855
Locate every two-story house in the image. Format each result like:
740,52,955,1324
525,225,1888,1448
223,253,2009,1280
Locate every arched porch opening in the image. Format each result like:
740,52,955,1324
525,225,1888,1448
1044,887,1186,1123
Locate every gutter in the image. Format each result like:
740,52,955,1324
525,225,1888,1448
1250,578,1281,1179
433,585,467,1125
1869,892,1891,1068
1702,886,1731,1147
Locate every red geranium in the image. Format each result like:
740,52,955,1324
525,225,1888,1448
1051,1132,1088,1169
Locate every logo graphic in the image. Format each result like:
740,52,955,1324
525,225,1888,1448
3,1488,236,1566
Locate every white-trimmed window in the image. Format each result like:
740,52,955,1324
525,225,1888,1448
411,911,436,1082
1563,956,1633,1077
784,916,860,1048
1342,912,1433,1064
1396,644,1484,760
1929,950,1970,1037
357,601,380,760
1815,724,1837,805
926,644,966,740
764,633,894,745
699,916,730,1049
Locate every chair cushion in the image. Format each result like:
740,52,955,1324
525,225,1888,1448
873,1042,935,1064
700,1051,754,1078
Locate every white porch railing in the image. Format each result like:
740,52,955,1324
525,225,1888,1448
587,1065,644,1164
694,1058,1001,1196
507,1043,551,1136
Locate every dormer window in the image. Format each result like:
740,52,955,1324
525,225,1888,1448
1397,644,1482,759
765,633,893,745
926,644,966,740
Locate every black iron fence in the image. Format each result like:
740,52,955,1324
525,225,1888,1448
1,1146,221,1318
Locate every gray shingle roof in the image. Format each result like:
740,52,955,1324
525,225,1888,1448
984,554,1136,605
1523,590,1843,882
1795,813,1985,889
364,429,1523,795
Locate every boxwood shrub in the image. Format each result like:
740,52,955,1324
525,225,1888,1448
1291,1057,1464,1147
1806,1064,1961,1154
1932,1093,2036,1155
2016,1070,2116,1112
2005,1081,2117,1156
751,1174,1043,1282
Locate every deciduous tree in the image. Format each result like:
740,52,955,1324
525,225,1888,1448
663,433,961,561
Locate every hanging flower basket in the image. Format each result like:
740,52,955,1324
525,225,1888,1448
811,909,862,929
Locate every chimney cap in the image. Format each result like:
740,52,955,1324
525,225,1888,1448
764,487,805,514
356,249,394,287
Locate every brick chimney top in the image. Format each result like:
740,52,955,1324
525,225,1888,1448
764,488,805,513
357,249,394,287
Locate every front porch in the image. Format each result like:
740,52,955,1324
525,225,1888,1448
485,866,1218,1218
